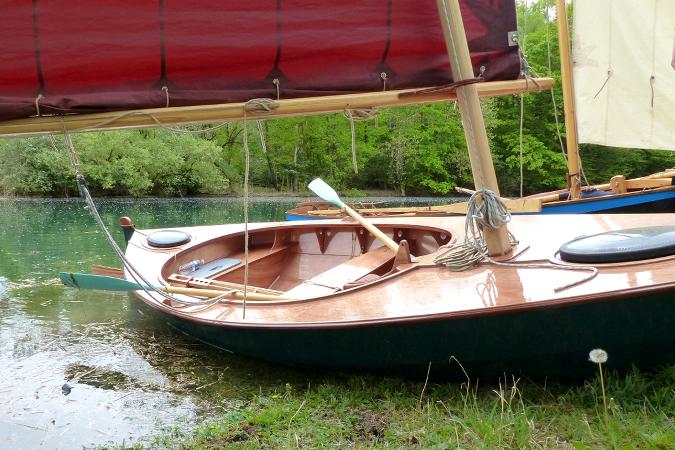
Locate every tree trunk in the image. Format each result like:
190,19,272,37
257,121,280,191
293,143,299,193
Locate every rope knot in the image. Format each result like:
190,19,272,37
343,109,379,121
466,189,511,232
244,98,280,115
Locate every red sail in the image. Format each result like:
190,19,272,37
0,0,520,121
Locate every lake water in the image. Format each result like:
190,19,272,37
0,196,448,449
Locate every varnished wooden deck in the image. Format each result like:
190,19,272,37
125,214,675,328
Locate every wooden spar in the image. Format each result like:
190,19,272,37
531,169,675,204
0,78,553,137
436,0,511,256
556,0,582,200
594,169,675,191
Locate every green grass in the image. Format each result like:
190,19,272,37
133,365,675,449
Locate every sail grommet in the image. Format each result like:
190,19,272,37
147,230,191,248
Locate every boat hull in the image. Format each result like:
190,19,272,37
139,289,674,378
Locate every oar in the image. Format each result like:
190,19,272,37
308,178,400,253
59,272,285,301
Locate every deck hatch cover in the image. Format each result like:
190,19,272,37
559,226,675,263
147,230,191,248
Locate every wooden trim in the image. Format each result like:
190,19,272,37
591,169,675,192
91,264,124,278
0,78,553,136
168,273,284,295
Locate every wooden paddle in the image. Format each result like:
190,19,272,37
308,178,401,253
59,272,285,301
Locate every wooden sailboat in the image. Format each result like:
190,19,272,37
71,211,668,378
2,0,674,377
285,0,675,220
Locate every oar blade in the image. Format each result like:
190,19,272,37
59,272,146,291
308,178,344,208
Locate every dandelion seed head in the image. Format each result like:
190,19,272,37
589,348,608,363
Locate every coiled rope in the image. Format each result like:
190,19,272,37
433,190,514,271
433,189,598,292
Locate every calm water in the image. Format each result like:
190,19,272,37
0,196,447,449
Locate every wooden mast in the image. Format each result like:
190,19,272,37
555,0,582,199
436,0,511,256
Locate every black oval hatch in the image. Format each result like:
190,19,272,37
147,230,191,248
559,226,675,263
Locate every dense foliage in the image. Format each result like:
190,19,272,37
1,2,673,198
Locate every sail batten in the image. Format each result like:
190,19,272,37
573,0,675,151
0,0,520,123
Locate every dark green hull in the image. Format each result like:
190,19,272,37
140,291,674,379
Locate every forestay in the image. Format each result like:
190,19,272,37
573,0,675,151
0,0,520,122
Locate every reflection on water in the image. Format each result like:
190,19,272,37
0,196,447,448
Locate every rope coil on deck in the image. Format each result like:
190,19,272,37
433,190,513,270
434,189,598,292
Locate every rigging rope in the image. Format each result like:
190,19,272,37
53,124,218,308
433,190,513,270
343,108,379,175
242,106,252,319
545,0,568,169
433,190,597,292
57,96,278,319
162,86,170,107
34,94,43,117
519,0,528,198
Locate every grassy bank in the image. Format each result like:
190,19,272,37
134,365,674,449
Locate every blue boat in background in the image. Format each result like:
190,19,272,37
285,173,675,220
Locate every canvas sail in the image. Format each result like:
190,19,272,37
0,0,520,122
573,0,675,151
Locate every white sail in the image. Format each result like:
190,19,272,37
573,0,675,151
